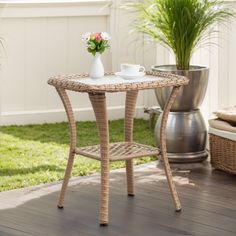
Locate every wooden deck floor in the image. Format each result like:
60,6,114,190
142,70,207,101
0,162,236,236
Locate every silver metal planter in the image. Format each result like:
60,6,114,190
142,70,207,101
155,110,208,162
152,65,209,163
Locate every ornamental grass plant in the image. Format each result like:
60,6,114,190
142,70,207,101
126,0,235,70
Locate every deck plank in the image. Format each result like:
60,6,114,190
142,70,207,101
0,162,236,236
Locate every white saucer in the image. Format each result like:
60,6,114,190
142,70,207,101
115,72,145,80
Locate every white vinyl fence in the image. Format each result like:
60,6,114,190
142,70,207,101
0,0,235,125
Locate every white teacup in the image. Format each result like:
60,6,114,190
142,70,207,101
120,64,145,76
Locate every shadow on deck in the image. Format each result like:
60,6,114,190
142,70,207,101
0,162,235,236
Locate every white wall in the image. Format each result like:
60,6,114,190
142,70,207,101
0,0,157,125
218,0,236,108
0,0,235,125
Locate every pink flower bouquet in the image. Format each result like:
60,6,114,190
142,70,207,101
82,32,111,56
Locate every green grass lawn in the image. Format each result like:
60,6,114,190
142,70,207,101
0,119,155,192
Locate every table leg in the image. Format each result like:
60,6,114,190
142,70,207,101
124,90,139,196
160,86,182,212
89,92,110,226
55,88,77,209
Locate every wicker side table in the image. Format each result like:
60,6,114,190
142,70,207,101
48,71,189,226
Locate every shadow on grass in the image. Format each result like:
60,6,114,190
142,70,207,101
0,164,65,177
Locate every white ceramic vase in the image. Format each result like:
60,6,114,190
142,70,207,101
89,52,104,79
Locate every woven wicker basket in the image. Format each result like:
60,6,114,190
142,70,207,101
209,134,236,174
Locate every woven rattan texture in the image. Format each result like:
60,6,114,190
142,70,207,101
210,134,236,175
124,90,139,196
88,93,110,224
47,71,188,93
158,86,181,211
51,71,187,224
56,87,77,208
76,142,160,161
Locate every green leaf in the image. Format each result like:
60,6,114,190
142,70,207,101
124,0,235,70
88,41,96,50
100,47,105,54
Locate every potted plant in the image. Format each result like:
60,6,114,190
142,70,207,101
126,0,235,162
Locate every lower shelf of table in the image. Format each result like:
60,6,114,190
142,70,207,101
75,142,160,162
